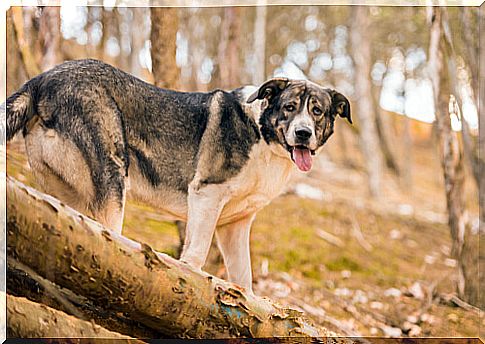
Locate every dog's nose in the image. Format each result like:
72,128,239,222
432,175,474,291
295,127,312,141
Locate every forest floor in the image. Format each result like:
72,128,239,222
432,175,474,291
6,131,482,338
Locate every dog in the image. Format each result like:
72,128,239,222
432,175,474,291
6,59,351,293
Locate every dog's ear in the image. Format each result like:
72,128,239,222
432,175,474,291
247,78,290,103
330,90,352,124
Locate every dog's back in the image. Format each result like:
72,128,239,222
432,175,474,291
6,59,260,231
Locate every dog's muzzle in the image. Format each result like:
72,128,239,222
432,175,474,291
289,126,315,172
294,126,312,143
285,120,317,173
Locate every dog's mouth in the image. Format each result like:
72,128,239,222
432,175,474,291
288,145,315,172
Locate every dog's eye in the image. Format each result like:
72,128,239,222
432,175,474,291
313,107,323,116
284,104,295,112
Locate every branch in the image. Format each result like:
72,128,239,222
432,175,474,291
6,177,339,338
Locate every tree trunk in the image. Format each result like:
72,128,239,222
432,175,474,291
252,2,267,86
217,7,242,89
427,7,481,308
6,177,338,338
150,7,179,89
6,9,28,95
7,259,164,338
7,294,141,341
10,7,40,79
38,7,61,71
372,87,400,177
479,2,485,235
130,8,146,79
460,7,478,106
401,114,414,191
350,6,383,198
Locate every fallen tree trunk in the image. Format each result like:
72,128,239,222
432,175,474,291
6,177,338,338
7,259,164,338
7,294,140,341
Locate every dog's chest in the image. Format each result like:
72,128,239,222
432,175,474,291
218,143,295,224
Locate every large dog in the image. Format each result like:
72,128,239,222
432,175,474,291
6,59,351,293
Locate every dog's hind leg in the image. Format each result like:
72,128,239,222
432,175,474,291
25,123,96,216
215,213,256,293
25,123,128,234
92,184,127,235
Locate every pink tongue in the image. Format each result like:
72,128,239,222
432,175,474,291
292,148,313,172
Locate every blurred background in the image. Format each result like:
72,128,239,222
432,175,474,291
3,3,483,337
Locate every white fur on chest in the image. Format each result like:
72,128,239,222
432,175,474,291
217,141,295,224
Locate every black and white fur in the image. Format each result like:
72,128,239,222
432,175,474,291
6,59,351,293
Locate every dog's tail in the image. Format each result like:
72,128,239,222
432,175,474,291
6,79,38,142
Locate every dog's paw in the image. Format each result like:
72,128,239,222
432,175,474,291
179,259,204,274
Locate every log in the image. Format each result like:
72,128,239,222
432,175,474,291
7,259,164,338
6,177,339,338
7,294,141,341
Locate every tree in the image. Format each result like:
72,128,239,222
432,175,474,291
38,7,62,71
150,7,180,89
427,6,481,309
252,2,267,85
217,7,242,89
350,6,383,198
10,7,40,79
6,10,28,95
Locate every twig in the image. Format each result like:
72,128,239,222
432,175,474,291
315,228,345,248
439,293,481,315
350,215,373,252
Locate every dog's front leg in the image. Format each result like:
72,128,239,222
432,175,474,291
215,213,256,294
179,183,229,270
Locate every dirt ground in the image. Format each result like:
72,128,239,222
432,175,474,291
5,123,482,338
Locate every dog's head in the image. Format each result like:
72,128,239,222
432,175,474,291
247,78,351,172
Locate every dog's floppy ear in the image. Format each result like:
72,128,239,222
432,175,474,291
330,90,352,124
247,78,290,103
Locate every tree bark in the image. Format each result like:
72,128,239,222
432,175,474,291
150,7,180,89
130,8,146,79
372,87,400,177
252,2,267,86
217,7,242,89
427,7,481,308
350,6,383,198
7,259,164,338
6,9,28,96
38,7,62,71
10,7,40,79
7,294,141,341
6,177,338,338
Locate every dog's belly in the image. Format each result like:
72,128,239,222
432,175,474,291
127,163,188,221
127,143,295,226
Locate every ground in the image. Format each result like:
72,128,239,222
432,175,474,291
5,125,482,337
